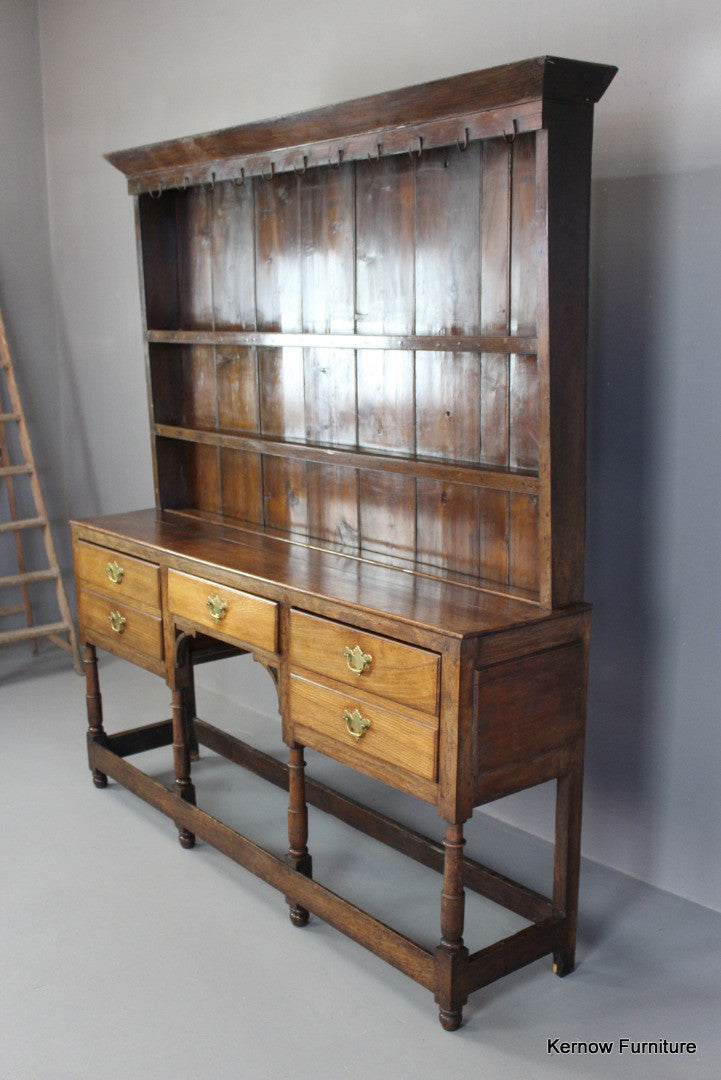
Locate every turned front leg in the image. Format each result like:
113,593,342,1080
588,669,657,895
285,743,312,926
178,637,199,761
434,822,470,1031
171,672,197,850
83,643,107,789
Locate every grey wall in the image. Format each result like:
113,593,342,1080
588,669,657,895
0,0,66,594
2,0,719,911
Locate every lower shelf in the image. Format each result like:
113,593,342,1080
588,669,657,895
88,718,569,1016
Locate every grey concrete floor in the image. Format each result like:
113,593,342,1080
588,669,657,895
1,642,719,1080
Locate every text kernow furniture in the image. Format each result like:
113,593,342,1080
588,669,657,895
72,56,615,1030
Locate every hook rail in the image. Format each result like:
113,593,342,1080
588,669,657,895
132,106,538,197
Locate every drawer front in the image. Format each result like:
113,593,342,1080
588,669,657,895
78,587,163,660
75,540,160,611
167,569,277,653
290,673,438,782
289,610,439,715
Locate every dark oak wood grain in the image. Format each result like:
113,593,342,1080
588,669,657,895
75,57,614,1030
107,57,616,193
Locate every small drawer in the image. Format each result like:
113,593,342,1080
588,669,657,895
290,673,438,782
75,541,160,611
167,569,277,653
78,587,163,660
289,610,439,715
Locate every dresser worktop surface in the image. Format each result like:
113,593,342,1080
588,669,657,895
71,507,583,641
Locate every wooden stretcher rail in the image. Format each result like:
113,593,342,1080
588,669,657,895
467,916,565,991
101,717,556,926
89,736,436,991
195,718,555,924
91,722,569,999
104,720,174,758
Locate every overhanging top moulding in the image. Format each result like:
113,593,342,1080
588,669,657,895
119,104,542,194
105,56,617,191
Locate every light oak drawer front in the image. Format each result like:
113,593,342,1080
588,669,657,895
290,673,438,782
75,541,160,611
167,569,277,652
289,610,439,715
78,588,163,660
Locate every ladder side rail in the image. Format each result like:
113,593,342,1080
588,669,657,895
0,304,82,672
0,411,37,649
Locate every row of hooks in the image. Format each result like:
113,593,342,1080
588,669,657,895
147,119,519,198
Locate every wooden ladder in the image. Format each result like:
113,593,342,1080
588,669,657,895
0,303,82,673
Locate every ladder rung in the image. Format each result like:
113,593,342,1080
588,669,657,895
0,464,33,477
0,621,71,646
0,412,20,422
47,633,73,653
0,568,59,588
0,516,45,533
0,604,25,616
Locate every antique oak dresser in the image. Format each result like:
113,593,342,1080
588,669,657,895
71,56,616,1029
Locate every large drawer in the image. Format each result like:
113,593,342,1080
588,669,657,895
289,610,439,716
75,540,160,611
78,587,163,661
290,673,438,783
167,569,277,653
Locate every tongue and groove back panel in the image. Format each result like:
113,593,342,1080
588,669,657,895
139,134,542,599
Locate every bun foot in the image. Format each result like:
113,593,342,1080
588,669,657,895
92,769,108,789
438,1007,463,1031
289,904,309,927
440,1002,461,1028
178,828,196,849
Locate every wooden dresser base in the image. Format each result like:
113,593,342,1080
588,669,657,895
84,641,580,1030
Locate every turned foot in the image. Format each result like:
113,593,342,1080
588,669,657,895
285,851,312,928
438,1007,463,1032
178,828,196,849
92,768,108,789
289,903,310,927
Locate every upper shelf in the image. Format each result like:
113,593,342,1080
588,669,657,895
105,56,617,194
146,330,539,355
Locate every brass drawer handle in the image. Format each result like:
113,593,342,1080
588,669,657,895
106,560,124,585
344,707,371,741
109,610,126,634
344,644,372,676
206,595,228,622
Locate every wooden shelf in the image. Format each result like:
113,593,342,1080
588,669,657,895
147,329,539,355
153,423,541,494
